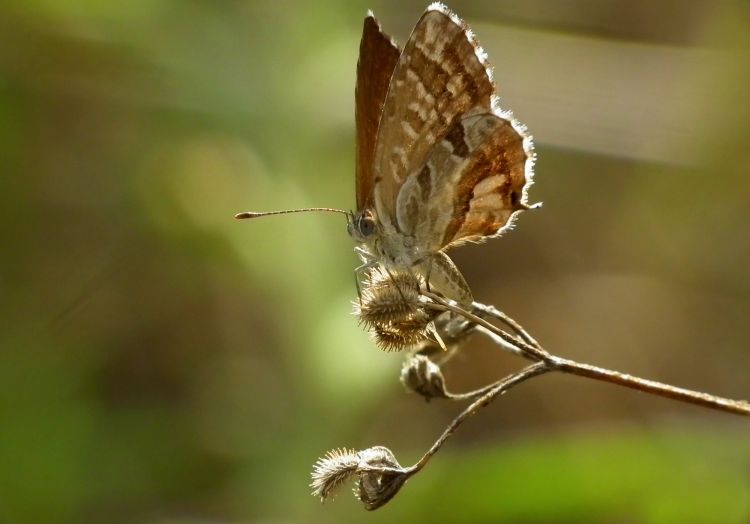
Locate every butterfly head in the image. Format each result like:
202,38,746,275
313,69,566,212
347,208,378,244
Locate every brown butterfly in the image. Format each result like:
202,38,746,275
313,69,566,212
237,3,537,305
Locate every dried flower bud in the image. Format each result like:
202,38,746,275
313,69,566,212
310,448,360,501
366,266,421,293
400,354,448,400
355,269,422,328
354,446,409,511
372,324,427,352
390,309,432,333
311,446,410,511
353,268,438,351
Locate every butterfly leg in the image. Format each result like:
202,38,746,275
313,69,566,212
352,246,379,302
353,261,378,303
417,252,473,306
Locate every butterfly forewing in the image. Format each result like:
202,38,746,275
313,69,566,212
355,14,401,211
372,6,495,223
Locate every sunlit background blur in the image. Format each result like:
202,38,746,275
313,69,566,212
2,0,749,522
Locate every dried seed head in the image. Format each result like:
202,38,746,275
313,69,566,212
353,446,409,511
355,269,422,328
372,324,428,352
390,309,432,333
366,266,421,294
310,448,360,501
310,446,409,511
355,268,438,351
400,354,448,400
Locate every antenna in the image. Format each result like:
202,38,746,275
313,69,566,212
234,208,350,220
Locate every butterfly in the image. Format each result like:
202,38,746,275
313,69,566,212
237,3,537,306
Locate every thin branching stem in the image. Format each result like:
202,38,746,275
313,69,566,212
553,357,750,416
313,280,749,511
425,292,750,417
472,324,525,357
471,301,541,349
422,291,551,361
406,362,551,476
443,380,513,401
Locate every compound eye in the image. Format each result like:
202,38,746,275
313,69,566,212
358,215,376,237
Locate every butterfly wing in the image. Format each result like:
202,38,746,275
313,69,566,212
397,112,534,252
371,4,495,227
439,114,533,247
374,4,535,252
355,12,401,211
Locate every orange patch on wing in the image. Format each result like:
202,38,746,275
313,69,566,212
442,117,527,245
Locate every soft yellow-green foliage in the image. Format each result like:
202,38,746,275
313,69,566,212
1,1,748,522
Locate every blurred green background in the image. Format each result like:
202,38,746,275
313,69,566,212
1,0,749,522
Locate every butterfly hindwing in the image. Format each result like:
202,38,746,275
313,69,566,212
394,112,529,252
442,115,531,246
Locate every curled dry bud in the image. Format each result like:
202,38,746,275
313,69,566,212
400,354,448,400
310,448,360,501
310,446,410,511
354,446,409,511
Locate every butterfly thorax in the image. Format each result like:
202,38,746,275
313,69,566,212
349,207,427,268
349,205,475,305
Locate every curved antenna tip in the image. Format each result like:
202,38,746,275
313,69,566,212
234,208,349,221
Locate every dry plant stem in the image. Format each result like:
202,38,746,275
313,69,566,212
444,380,513,401
405,362,550,476
423,292,550,361
553,358,750,416
424,291,750,417
471,301,541,349
473,324,525,357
